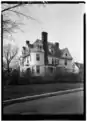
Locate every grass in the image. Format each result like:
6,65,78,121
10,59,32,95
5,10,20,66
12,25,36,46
3,82,83,101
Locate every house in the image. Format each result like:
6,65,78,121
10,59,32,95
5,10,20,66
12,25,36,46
19,32,79,77
75,62,84,81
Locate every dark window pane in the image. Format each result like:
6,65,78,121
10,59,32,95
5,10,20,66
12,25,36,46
36,66,40,73
65,59,67,65
36,54,40,61
66,53,67,56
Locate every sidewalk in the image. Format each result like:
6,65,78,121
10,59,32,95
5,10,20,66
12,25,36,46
3,87,83,107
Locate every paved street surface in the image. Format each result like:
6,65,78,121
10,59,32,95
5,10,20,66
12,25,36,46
4,90,83,114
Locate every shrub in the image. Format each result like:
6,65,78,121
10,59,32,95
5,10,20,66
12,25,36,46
9,69,20,85
54,72,81,83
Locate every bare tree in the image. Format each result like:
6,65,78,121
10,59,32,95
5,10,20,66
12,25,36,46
1,3,42,37
3,44,19,76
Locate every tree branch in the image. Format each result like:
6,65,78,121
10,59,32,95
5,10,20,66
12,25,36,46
8,9,41,23
2,3,23,12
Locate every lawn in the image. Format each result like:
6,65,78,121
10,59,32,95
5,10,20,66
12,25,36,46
3,82,83,101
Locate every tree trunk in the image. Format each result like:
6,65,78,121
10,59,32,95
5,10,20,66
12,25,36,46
6,63,10,85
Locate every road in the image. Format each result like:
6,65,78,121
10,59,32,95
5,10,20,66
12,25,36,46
4,90,83,114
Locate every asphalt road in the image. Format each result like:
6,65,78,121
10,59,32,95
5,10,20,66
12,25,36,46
4,90,83,114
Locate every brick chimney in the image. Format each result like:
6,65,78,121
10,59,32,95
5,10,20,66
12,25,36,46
55,42,59,50
55,42,61,57
26,40,31,55
42,32,48,65
26,40,30,47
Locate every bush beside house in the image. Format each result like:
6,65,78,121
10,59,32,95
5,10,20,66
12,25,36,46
3,68,82,86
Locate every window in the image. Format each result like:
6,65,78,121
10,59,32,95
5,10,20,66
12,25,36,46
65,59,67,65
36,66,40,73
57,59,59,65
40,45,42,50
48,67,54,73
54,59,57,65
65,53,67,56
52,58,54,65
38,45,39,48
32,67,34,74
27,57,29,63
36,54,40,61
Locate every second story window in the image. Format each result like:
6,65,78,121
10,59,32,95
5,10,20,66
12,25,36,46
65,59,67,65
40,45,42,50
36,54,40,61
65,53,67,56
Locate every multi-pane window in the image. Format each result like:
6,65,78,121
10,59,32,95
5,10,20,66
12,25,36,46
36,66,40,73
36,54,40,61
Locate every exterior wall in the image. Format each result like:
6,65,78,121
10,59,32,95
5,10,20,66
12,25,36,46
23,51,44,66
59,58,79,73
48,56,52,64
48,56,59,65
61,48,72,59
20,51,45,76
33,65,45,76
30,52,44,66
20,46,79,77
59,58,73,69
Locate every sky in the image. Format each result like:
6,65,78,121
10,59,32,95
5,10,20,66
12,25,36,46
3,3,85,63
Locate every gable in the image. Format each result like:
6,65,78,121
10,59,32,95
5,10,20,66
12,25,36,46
61,48,72,59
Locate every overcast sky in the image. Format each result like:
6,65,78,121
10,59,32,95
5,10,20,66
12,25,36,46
4,3,85,63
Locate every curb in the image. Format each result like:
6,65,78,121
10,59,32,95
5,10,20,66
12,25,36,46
3,88,83,107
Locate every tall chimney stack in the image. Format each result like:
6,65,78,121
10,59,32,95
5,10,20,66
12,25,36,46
26,40,30,54
55,42,59,50
42,32,48,65
26,40,30,47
